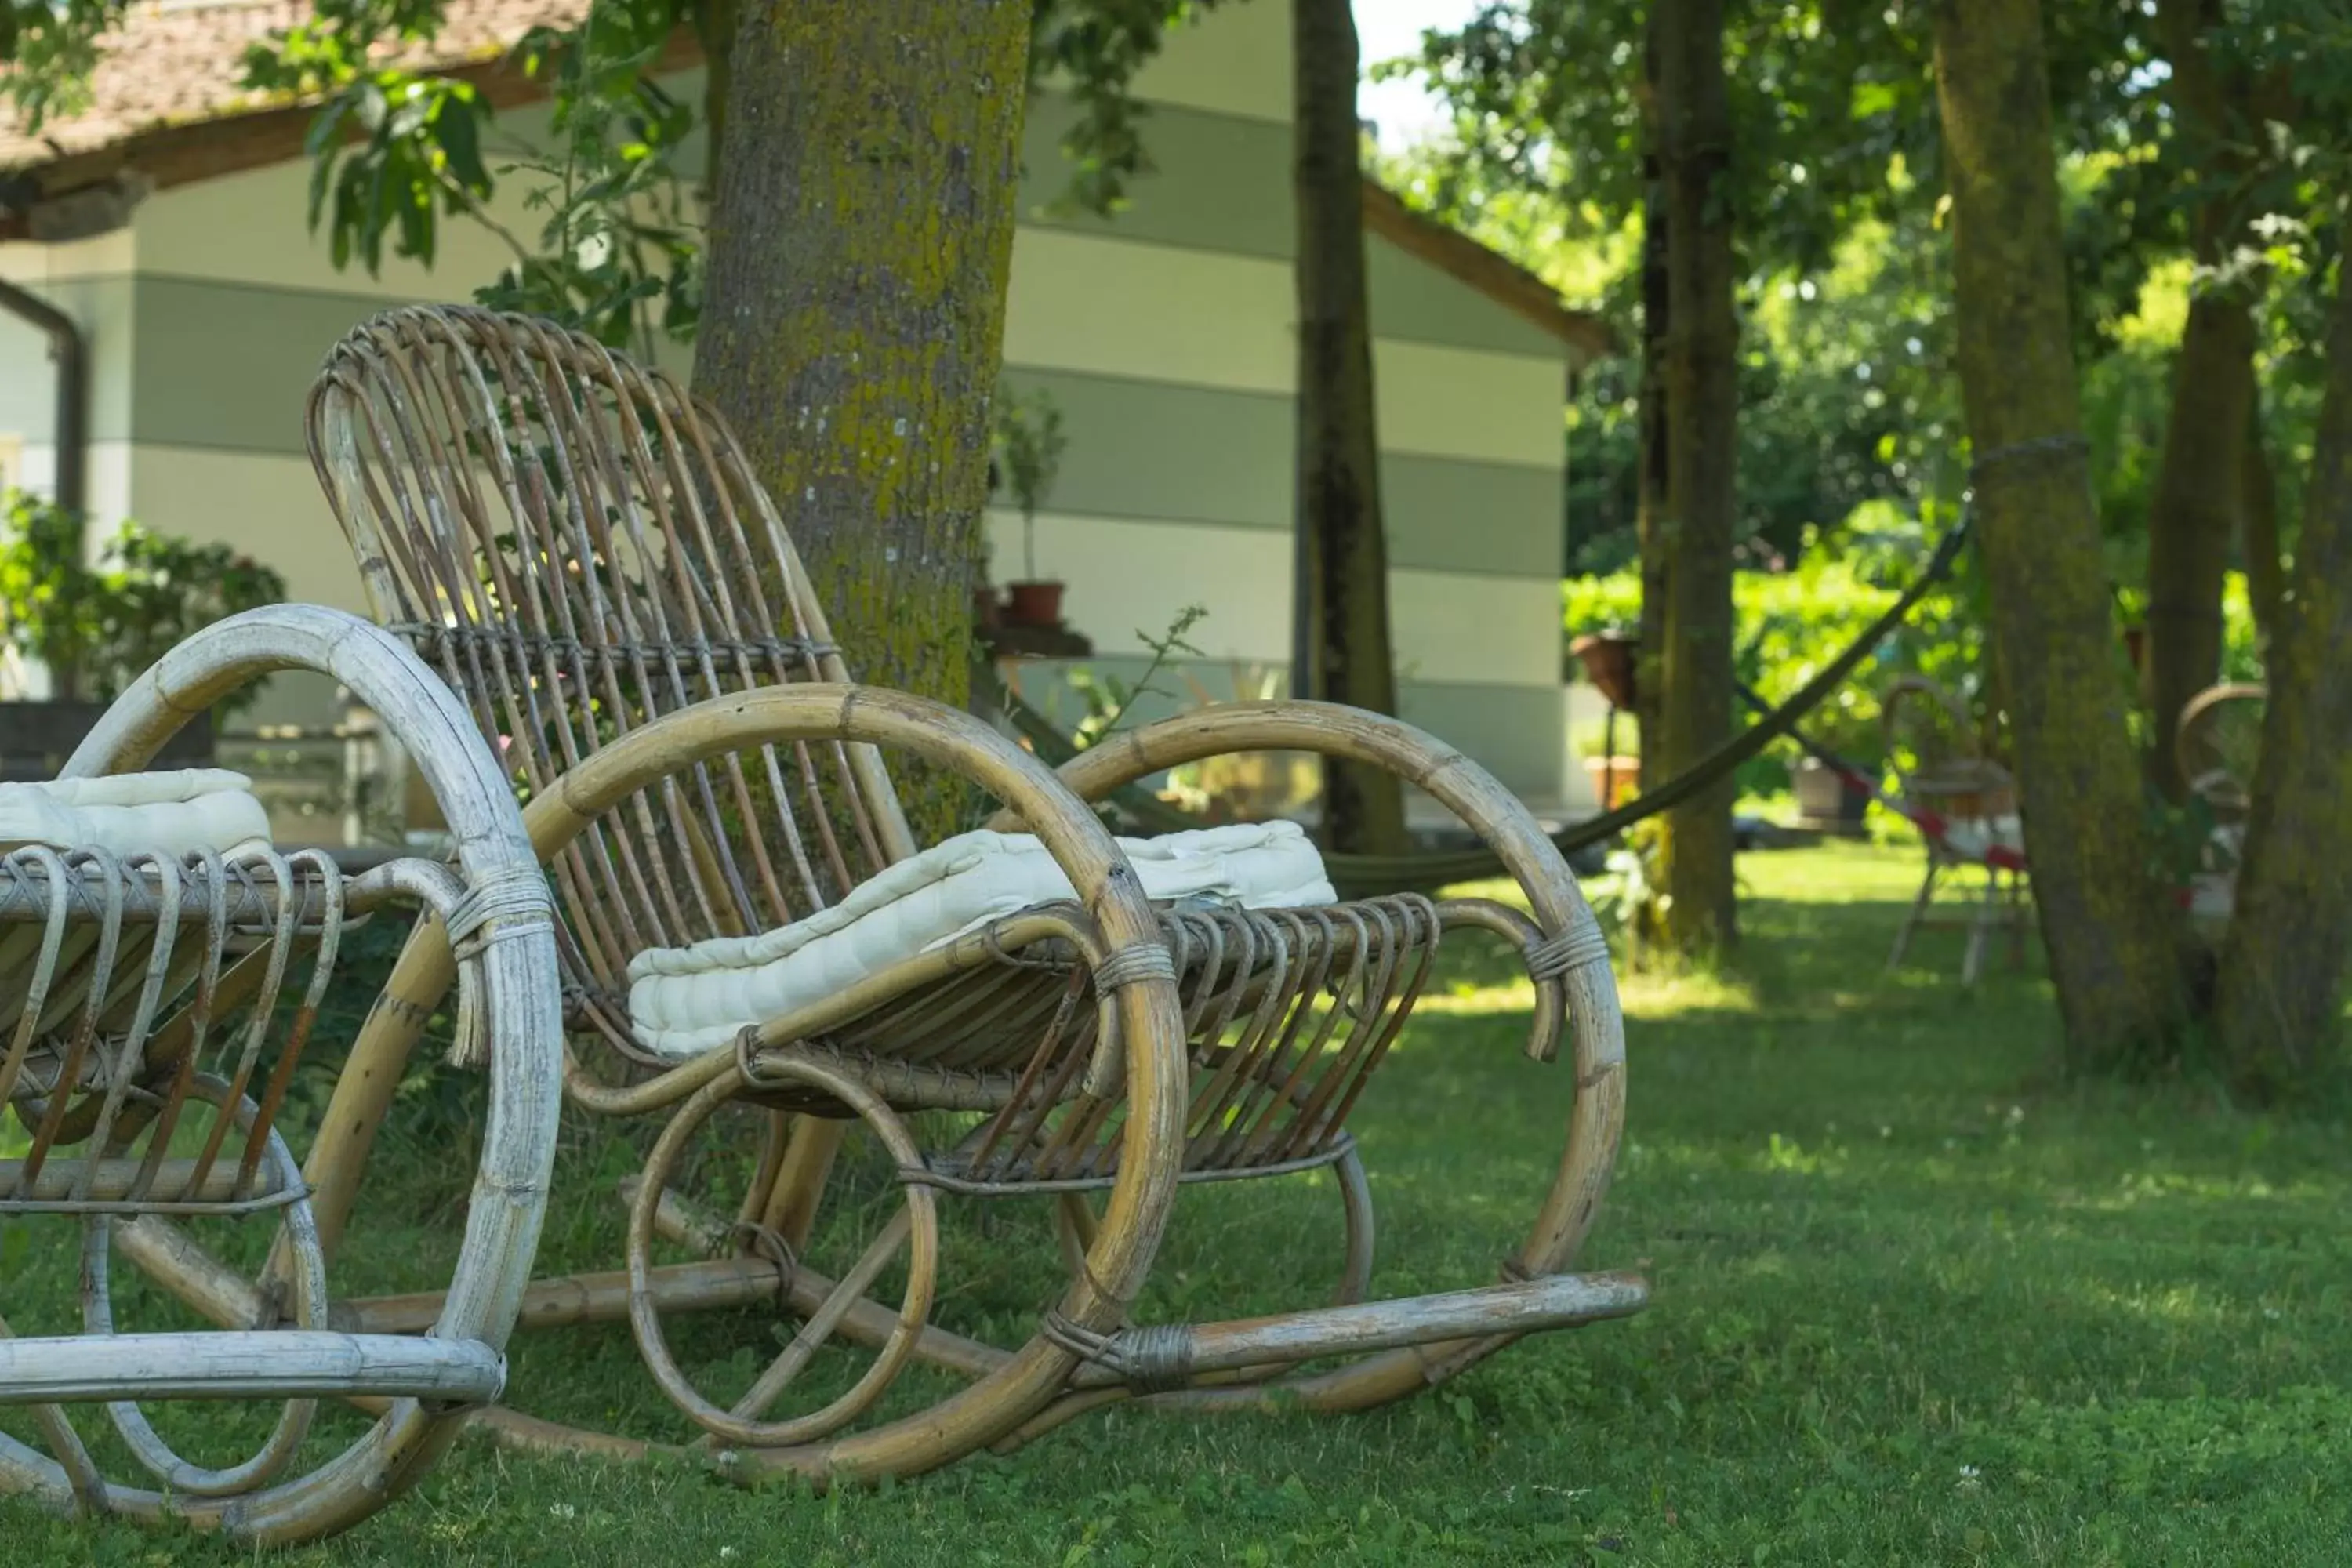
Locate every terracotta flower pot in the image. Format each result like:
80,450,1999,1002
1582,754,1641,812
1002,580,1065,628
1570,633,1639,711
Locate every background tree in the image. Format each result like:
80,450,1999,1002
2216,233,2352,1084
2140,0,2274,797
1932,0,2188,1066
1291,0,1407,857
1646,0,1739,950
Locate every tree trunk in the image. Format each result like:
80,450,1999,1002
1932,0,2187,1067
1632,34,1670,764
1292,0,1409,858
1650,0,1739,953
2213,238,2352,1087
2241,388,2285,657
692,0,736,196
693,0,1030,835
2143,294,2255,793
2143,0,2259,797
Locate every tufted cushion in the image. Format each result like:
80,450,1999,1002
626,821,1334,1059
0,769,272,859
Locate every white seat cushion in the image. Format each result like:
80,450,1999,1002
1938,814,2024,862
0,769,272,859
626,821,1335,1059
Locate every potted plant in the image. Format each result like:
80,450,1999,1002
989,387,1069,629
0,489,285,779
1573,724,1640,811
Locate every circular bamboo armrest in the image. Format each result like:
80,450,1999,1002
2173,681,2266,813
984,699,1626,1290
49,604,562,1544
506,684,1192,1475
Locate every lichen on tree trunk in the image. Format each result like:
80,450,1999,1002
1650,0,1739,953
2214,238,2352,1087
1933,0,2187,1068
692,0,1032,840
1291,0,1408,858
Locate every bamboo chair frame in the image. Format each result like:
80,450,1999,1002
1881,675,2031,984
1,606,563,1544
2175,681,2265,920
289,303,1636,1479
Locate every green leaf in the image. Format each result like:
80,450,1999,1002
433,92,492,194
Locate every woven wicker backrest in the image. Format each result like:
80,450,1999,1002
308,306,917,1020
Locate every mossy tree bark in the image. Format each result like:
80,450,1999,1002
1292,0,1408,857
2214,244,2352,1086
1650,0,1740,952
1933,0,2187,1066
2143,0,2261,797
693,0,1031,837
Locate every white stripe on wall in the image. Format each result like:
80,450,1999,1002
0,228,136,285
985,506,1561,688
1127,0,1291,125
1004,229,1565,468
122,445,368,612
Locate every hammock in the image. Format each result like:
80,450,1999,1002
996,515,1975,897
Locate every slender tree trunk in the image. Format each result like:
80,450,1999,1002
693,0,735,196
1632,36,1670,764
1650,0,1739,952
1293,0,1408,857
2144,0,2259,796
694,0,1030,834
1933,0,2187,1066
2241,389,2285,656
2144,294,2255,792
2214,241,2352,1087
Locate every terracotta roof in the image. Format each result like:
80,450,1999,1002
0,0,1611,361
0,0,586,172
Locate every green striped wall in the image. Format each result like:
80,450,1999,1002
1007,655,1564,800
617,74,1563,362
92,277,1561,582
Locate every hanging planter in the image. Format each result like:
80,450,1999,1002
1570,631,1639,711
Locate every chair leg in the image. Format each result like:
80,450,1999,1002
1889,856,1940,971
2005,870,2031,970
1962,865,1999,985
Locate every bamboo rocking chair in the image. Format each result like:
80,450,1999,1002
2,607,563,1543
2175,681,2266,920
300,304,1638,1480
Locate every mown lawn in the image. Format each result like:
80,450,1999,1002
8,840,2349,1566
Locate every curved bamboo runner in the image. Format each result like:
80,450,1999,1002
280,304,1641,1479
1,606,564,1544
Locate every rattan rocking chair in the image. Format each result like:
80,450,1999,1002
2175,681,2266,920
1881,675,2031,983
299,304,1637,1481
2,606,563,1543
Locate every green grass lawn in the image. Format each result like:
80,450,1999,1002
8,840,2350,1566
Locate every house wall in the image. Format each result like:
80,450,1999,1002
0,0,1570,804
